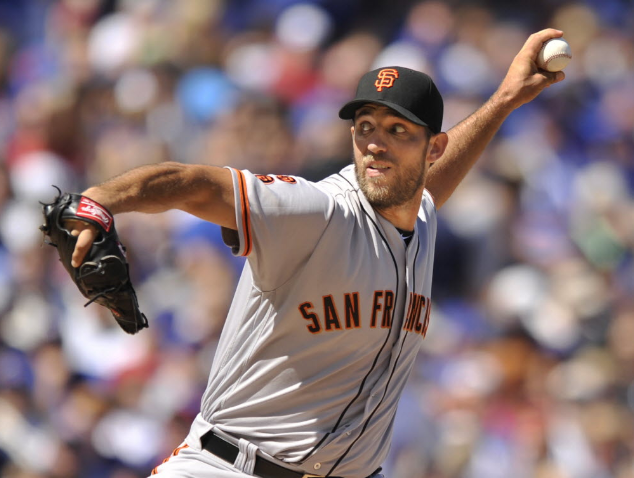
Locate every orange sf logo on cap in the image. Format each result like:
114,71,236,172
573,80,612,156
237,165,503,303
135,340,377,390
375,68,399,91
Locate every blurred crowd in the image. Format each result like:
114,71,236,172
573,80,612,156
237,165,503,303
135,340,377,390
0,0,633,477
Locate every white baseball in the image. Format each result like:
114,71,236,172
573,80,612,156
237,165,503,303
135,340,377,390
536,38,572,72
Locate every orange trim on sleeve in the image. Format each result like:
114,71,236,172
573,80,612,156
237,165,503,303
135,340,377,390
234,169,253,256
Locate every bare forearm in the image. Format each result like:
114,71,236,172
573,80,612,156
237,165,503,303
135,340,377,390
425,28,566,209
426,93,514,208
82,162,236,227
83,162,187,213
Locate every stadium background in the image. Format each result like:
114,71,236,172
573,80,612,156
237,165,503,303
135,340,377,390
0,0,633,477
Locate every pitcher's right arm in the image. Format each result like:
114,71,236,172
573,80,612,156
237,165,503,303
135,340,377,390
70,162,235,267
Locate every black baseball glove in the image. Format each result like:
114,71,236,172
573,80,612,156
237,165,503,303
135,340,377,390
40,187,148,334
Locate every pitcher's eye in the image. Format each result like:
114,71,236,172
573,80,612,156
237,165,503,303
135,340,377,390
359,122,372,132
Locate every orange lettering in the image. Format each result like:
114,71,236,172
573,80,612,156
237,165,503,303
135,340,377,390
370,291,384,327
421,299,432,337
381,290,394,328
403,293,432,336
276,175,297,184
323,295,342,331
256,174,274,184
344,292,361,329
403,292,415,331
414,296,426,333
299,302,321,333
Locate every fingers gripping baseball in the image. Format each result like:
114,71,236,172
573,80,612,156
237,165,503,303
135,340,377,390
522,29,564,59
497,28,567,109
521,29,567,79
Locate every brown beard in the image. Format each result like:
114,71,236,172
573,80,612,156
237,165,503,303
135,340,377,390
354,154,426,209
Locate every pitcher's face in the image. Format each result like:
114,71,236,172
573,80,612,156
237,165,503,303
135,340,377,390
352,105,431,209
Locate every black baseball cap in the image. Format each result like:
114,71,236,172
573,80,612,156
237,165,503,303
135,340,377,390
338,66,444,134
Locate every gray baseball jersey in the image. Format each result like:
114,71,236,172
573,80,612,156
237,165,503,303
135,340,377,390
191,164,436,478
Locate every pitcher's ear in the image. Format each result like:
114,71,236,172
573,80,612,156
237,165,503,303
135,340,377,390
427,132,448,163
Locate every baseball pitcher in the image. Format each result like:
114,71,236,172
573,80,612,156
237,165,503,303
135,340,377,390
45,29,566,478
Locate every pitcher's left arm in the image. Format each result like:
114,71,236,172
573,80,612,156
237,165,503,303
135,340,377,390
426,28,566,209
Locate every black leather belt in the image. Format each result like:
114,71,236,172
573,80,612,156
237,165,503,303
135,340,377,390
200,430,339,478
